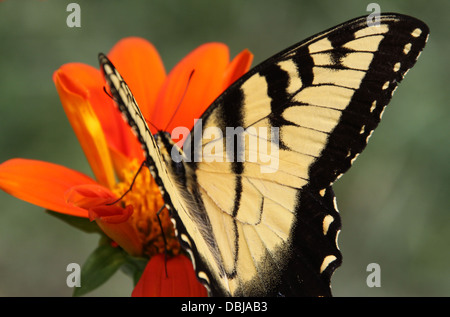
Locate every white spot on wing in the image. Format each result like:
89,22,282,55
350,153,360,165
365,129,375,143
170,219,178,236
378,106,387,120
322,215,334,235
335,230,341,250
181,233,192,248
393,62,401,72
403,43,412,55
320,255,337,273
360,125,365,135
370,100,377,113
198,271,210,284
411,28,422,38
333,196,339,212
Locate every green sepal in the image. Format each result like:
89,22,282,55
73,242,128,297
46,209,102,234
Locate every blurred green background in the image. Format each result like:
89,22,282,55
0,0,448,297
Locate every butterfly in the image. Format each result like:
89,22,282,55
98,13,428,296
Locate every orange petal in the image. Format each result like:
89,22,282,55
53,64,117,189
108,146,136,182
222,48,253,90
93,205,142,256
152,43,231,135
0,158,96,217
64,183,117,211
108,37,166,121
132,254,208,297
89,204,133,224
65,184,132,224
64,183,141,256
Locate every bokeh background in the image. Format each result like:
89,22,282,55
0,0,448,297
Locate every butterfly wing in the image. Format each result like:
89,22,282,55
178,13,429,296
99,13,428,297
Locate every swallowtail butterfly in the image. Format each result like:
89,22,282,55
99,13,428,296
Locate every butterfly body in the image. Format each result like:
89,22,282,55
99,13,428,296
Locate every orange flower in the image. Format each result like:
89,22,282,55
132,254,208,297
0,37,252,296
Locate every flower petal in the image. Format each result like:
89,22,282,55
222,48,253,90
53,64,117,188
92,203,142,256
132,254,208,297
108,37,166,121
64,183,142,256
89,204,133,224
152,43,231,135
64,183,117,210
65,183,132,224
0,158,96,217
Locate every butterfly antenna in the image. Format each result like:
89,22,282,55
156,205,169,278
164,69,195,132
104,82,161,134
145,118,160,133
106,161,148,206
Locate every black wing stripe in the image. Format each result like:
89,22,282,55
292,46,315,87
308,17,429,189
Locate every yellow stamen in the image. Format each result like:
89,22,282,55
113,160,180,258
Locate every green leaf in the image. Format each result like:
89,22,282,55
73,243,128,297
46,210,102,234
121,256,149,286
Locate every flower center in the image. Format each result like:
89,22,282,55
113,160,181,258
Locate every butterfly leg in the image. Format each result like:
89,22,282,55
156,205,169,278
106,160,148,206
